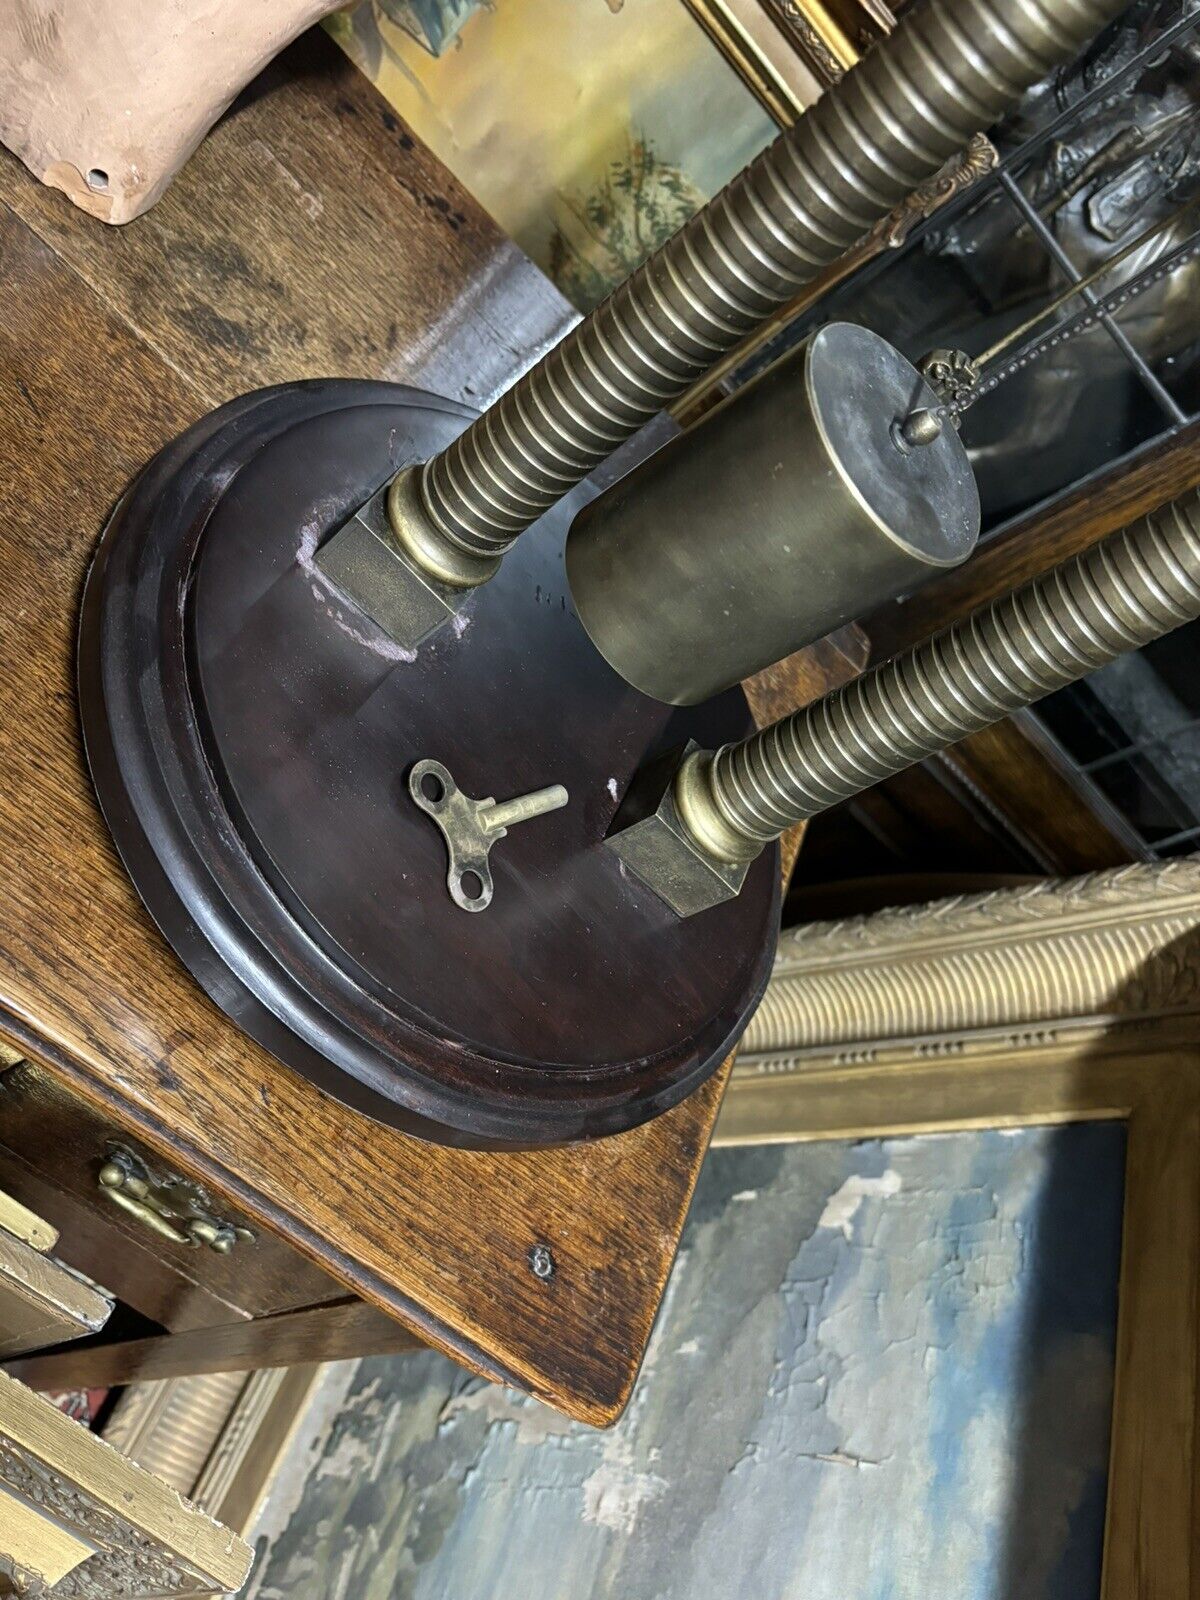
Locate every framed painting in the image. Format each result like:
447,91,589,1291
719,855,1200,1596
324,0,917,311
681,0,915,117
325,0,783,310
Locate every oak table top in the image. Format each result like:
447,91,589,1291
0,30,836,1425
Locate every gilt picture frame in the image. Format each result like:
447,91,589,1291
680,0,911,125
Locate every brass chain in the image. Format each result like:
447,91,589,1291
923,223,1200,422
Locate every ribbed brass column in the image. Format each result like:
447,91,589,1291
404,0,1128,579
675,490,1200,867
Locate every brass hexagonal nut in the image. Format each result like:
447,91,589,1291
315,480,468,650
606,744,749,918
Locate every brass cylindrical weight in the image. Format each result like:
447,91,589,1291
565,323,980,706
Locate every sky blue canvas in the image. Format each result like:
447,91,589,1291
249,1122,1125,1600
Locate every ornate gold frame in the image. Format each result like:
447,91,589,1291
0,1370,253,1596
101,1364,331,1539
678,0,823,125
679,0,901,126
717,857,1200,1597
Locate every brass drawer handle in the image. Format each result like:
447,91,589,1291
98,1162,192,1246
97,1148,253,1254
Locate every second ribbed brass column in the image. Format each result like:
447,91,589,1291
678,489,1200,866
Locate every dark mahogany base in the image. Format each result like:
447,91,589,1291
78,382,778,1148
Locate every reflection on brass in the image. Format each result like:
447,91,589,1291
409,759,568,913
676,486,1200,875
566,324,979,706
99,1162,191,1246
97,1147,254,1255
401,0,1124,594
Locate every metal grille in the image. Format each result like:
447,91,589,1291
730,0,1200,861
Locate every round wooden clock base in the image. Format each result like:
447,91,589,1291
78,382,778,1148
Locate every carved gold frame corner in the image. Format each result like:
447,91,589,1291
0,1369,254,1597
102,1363,329,1539
679,0,901,129
717,856,1200,1598
679,0,825,126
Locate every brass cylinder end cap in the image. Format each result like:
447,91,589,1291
673,749,761,866
387,466,501,591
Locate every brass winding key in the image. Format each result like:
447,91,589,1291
408,759,569,913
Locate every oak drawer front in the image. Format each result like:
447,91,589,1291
0,1058,342,1321
0,1150,244,1332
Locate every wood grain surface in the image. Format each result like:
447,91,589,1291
934,714,1142,874
0,35,572,412
0,32,833,1423
5,1297,422,1388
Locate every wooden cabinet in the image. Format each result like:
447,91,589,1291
0,1060,343,1328
0,31,741,1423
